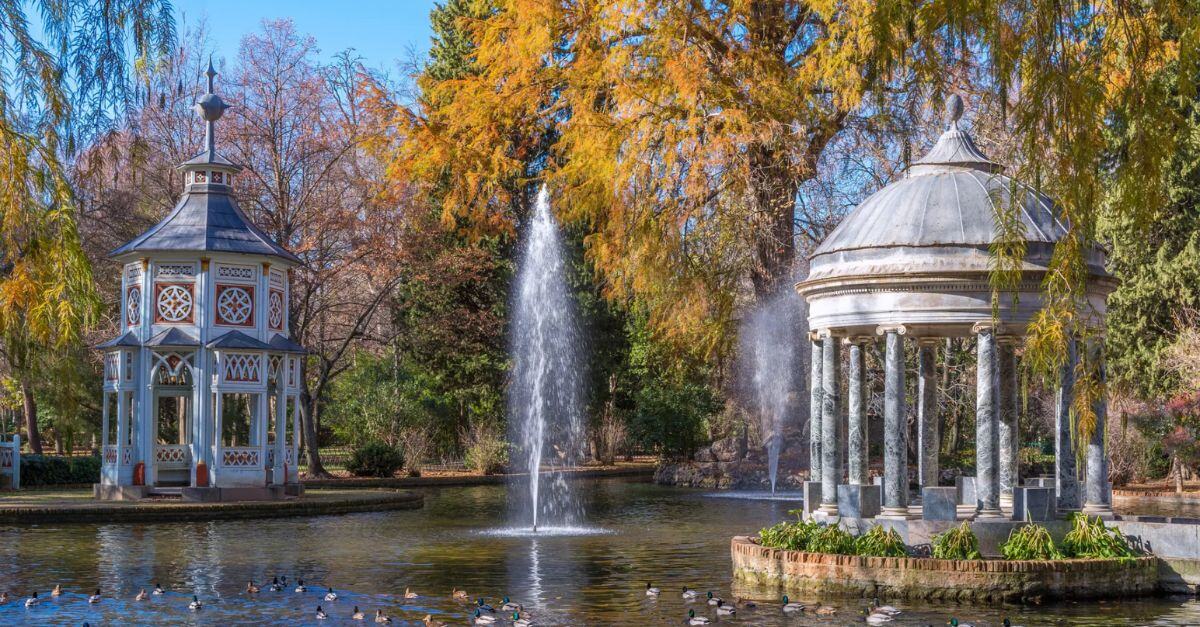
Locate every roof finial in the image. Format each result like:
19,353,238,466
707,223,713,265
194,57,230,159
205,56,216,93
945,93,964,128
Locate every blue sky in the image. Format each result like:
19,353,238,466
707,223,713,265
178,0,438,71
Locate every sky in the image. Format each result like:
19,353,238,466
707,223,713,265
178,0,439,71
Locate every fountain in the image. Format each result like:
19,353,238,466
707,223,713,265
505,185,588,534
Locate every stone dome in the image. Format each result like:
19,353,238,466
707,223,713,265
797,96,1112,337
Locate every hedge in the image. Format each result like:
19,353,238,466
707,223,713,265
19,454,102,487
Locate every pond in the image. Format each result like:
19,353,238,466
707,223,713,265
0,478,1197,625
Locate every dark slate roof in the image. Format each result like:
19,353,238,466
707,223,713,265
145,327,199,347
96,331,141,349
181,148,239,169
208,330,272,350
109,188,301,264
268,333,307,354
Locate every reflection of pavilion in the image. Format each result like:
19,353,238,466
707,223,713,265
796,96,1115,521
95,62,305,501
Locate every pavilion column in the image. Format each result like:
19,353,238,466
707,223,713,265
1056,338,1081,511
998,338,1019,510
974,322,1003,519
917,339,939,491
809,333,823,480
817,330,841,515
879,325,909,518
1082,338,1114,518
845,338,867,485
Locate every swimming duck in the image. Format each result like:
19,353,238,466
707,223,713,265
24,592,39,607
781,595,804,613
686,609,711,625
814,605,837,616
715,600,736,616
153,583,165,595
682,587,699,600
269,577,283,592
452,588,469,601
735,597,756,608
645,583,660,597
295,578,307,593
422,615,446,626
135,589,148,601
1002,620,1024,627
0,591,9,603
706,591,723,606
866,611,894,625
352,606,365,620
316,605,328,620
51,585,62,597
871,598,900,616
512,611,533,627
324,587,338,602
476,597,495,612
404,587,418,599
88,589,101,604
188,595,202,611
500,597,521,612
473,608,497,625
246,580,260,594
948,619,975,627
374,609,392,623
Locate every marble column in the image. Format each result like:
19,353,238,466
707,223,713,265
998,339,1019,509
809,333,823,480
818,331,841,515
1055,338,1081,511
917,340,939,490
846,338,867,485
1082,339,1114,517
879,326,909,518
974,323,1003,519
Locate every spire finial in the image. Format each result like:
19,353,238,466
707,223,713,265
945,93,964,127
205,56,216,93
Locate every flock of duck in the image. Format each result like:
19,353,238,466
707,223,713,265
7,579,1025,625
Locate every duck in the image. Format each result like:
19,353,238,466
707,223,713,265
88,589,101,604
404,587,419,600
246,580,261,594
316,605,328,620
686,609,711,625
0,591,9,604
781,595,804,613
352,606,365,620
682,586,699,600
473,608,497,625
706,591,723,606
1002,620,1025,627
735,597,757,609
866,611,894,625
374,609,392,624
871,598,900,616
814,605,837,616
153,583,166,595
645,582,660,597
452,588,469,601
269,577,283,592
295,578,307,593
948,619,975,627
188,595,202,611
476,597,495,612
134,589,148,601
24,592,39,607
715,600,736,616
422,615,446,626
513,611,533,627
500,597,521,612
51,585,62,597
324,587,338,602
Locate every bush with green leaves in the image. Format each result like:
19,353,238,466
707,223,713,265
1001,523,1063,560
461,420,509,475
19,454,101,487
1061,513,1137,559
932,521,983,560
344,441,405,478
758,518,820,551
855,524,908,557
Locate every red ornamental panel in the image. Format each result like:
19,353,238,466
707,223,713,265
215,284,255,327
154,283,194,324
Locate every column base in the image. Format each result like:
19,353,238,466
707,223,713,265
973,507,1005,520
1080,502,1116,520
999,492,1014,511
877,506,912,520
816,502,839,517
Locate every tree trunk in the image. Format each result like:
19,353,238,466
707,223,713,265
299,372,330,478
20,380,41,454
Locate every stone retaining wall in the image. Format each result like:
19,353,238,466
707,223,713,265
730,536,1158,603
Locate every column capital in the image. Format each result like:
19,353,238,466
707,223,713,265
842,335,873,346
875,324,907,336
814,328,844,340
808,330,822,342
972,320,999,335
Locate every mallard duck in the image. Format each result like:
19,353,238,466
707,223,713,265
948,619,975,627
500,597,521,612
682,587,699,600
781,595,804,613
476,597,495,612
422,615,446,626
513,611,533,627
374,609,392,623
452,588,469,601
188,595,202,611
88,589,101,604
866,612,894,625
295,578,307,593
735,597,756,608
474,608,497,624
0,591,9,603
51,585,62,597
1002,620,1025,627
316,605,328,620
24,592,39,607
269,577,283,592
153,583,165,595
645,583,660,597
706,591,723,606
815,605,837,616
687,609,711,625
870,598,900,615
715,600,736,616
352,606,365,620
246,580,260,594
324,587,338,602
404,587,418,600
134,589,148,601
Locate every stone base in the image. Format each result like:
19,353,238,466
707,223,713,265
921,487,958,521
93,484,149,501
974,506,1006,520
877,506,913,520
1013,487,1056,522
1081,502,1116,520
182,485,286,502
284,483,304,497
802,481,822,518
955,476,977,505
837,484,881,519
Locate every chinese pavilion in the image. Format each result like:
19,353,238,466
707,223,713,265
95,62,305,501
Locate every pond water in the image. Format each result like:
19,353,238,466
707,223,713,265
0,478,1197,625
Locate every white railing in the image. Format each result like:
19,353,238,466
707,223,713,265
221,447,261,468
0,435,20,489
155,445,190,468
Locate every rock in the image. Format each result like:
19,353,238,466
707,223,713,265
711,436,742,462
695,448,715,463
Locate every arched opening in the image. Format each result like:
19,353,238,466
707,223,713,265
151,353,194,486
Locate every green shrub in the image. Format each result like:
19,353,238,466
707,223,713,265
808,523,857,555
1001,523,1063,560
855,525,908,557
461,421,509,475
758,518,821,551
20,454,101,487
932,521,983,560
1061,513,1137,559
344,441,405,478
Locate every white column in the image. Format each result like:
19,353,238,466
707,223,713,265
818,330,840,516
1082,339,1114,517
998,338,1019,509
274,359,287,484
878,325,909,518
808,332,823,480
974,322,1003,519
845,338,867,485
917,339,939,490
115,390,128,484
1056,338,1081,511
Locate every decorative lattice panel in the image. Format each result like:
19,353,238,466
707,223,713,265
223,353,262,383
155,445,189,466
0,447,12,469
104,352,120,381
103,446,117,464
215,284,254,326
126,286,141,327
222,447,261,467
268,289,285,330
155,284,194,323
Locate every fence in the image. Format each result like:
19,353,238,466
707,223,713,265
0,435,20,489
